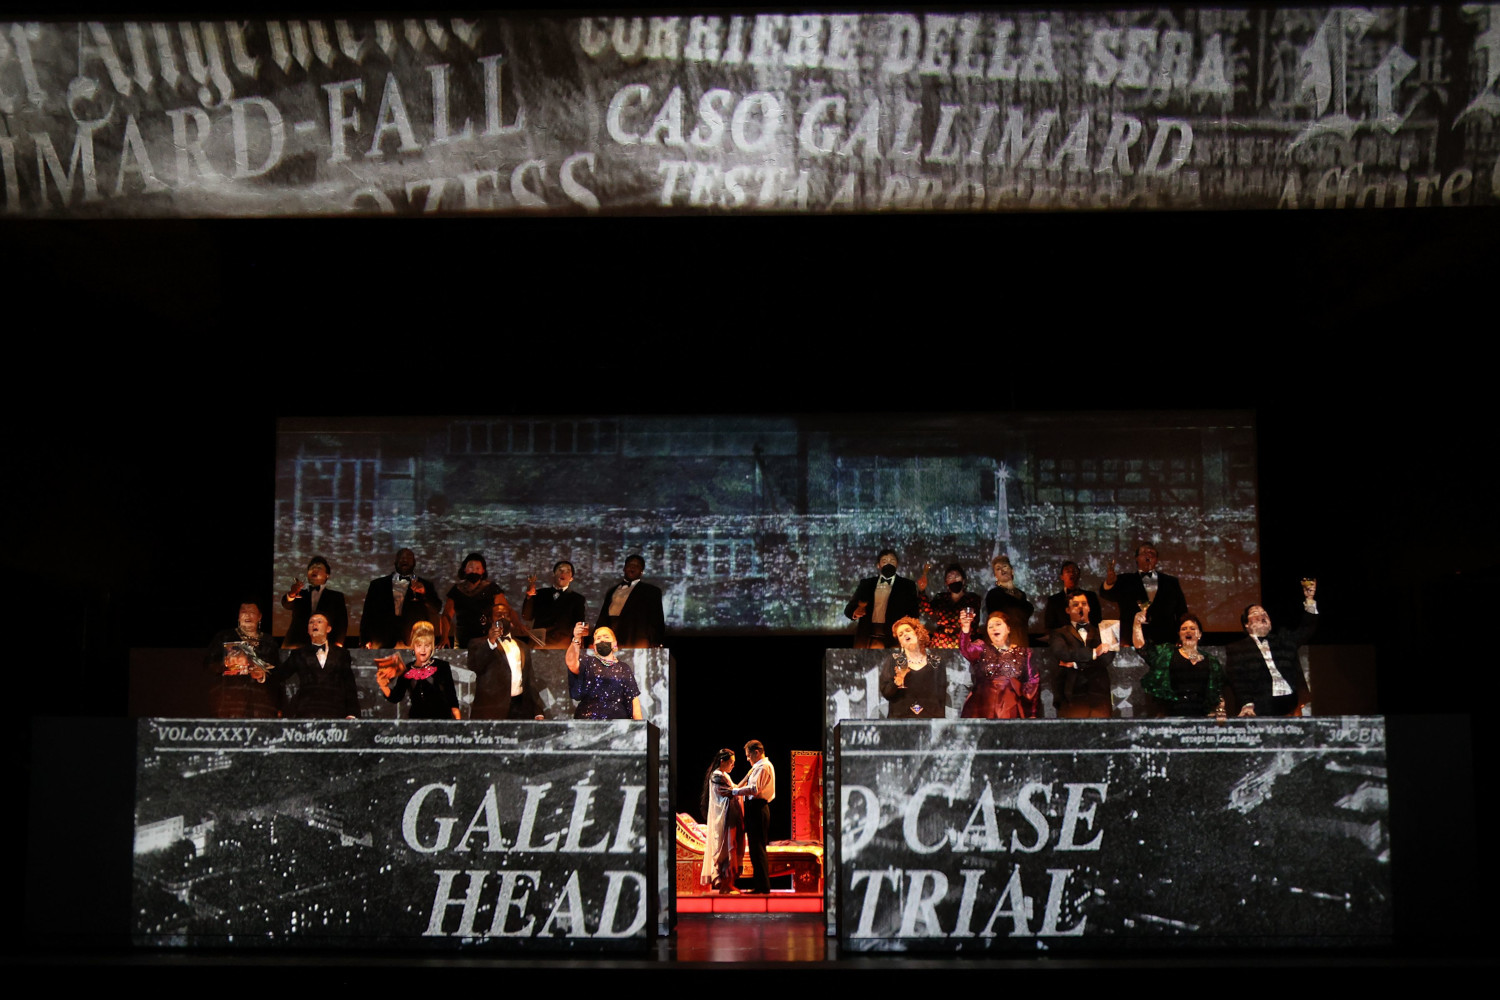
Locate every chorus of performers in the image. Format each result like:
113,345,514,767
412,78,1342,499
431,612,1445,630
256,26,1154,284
849,543,1319,720
206,547,663,720
209,541,1318,724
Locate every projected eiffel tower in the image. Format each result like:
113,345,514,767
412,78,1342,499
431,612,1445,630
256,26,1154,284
991,462,1011,562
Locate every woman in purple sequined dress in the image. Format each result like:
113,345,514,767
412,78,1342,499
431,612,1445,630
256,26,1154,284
566,623,643,721
957,609,1039,719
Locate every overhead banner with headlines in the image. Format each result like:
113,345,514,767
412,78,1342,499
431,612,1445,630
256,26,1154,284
3,7,1498,216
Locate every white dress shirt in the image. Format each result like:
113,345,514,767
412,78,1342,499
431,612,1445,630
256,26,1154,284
742,757,776,803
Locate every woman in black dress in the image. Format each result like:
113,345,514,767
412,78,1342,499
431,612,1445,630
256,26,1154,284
443,551,504,648
880,616,944,718
1132,610,1225,718
377,622,461,719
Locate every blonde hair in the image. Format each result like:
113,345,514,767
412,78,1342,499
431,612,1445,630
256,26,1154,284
409,621,437,646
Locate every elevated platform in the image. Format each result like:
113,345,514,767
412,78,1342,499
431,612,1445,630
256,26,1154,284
674,812,824,899
677,893,824,914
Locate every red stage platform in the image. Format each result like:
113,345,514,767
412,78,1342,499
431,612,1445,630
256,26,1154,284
677,893,823,914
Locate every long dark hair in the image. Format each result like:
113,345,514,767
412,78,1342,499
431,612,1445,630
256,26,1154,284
699,748,735,818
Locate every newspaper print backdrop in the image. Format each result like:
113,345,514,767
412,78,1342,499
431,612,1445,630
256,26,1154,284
3,7,1497,215
835,718,1390,951
823,647,1181,934
132,718,658,948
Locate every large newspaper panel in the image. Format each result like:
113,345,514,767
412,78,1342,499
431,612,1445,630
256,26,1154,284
835,718,1390,950
132,719,659,949
824,648,1181,933
4,7,1497,216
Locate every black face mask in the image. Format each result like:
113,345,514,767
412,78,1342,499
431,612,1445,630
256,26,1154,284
595,641,614,657
879,565,897,579
948,581,965,594
463,572,483,584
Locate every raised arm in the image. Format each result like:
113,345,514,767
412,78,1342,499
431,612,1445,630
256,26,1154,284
1289,578,1319,645
566,621,588,674
1100,559,1116,598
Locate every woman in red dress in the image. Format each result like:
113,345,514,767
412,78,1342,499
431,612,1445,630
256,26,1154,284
958,609,1039,719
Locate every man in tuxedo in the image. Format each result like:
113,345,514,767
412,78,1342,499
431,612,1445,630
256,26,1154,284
1042,560,1102,631
844,549,920,649
1100,544,1188,646
279,613,359,719
1225,580,1318,717
523,560,588,648
360,548,441,648
596,553,666,648
1047,590,1116,718
279,555,348,648
468,593,545,720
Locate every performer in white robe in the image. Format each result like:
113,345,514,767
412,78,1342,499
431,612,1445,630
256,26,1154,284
699,748,743,892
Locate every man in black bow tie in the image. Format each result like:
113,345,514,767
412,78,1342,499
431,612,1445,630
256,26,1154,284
1224,580,1319,717
1048,590,1118,718
596,554,666,648
1042,560,1102,631
470,593,546,720
1101,544,1188,646
523,560,588,648
280,613,359,719
359,548,441,649
280,555,348,648
845,549,921,650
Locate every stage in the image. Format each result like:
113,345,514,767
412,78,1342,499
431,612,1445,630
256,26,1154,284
6,3,1499,974
8,914,1491,986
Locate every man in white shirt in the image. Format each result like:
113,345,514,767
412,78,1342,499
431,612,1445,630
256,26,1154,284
844,549,920,649
1101,544,1188,646
360,548,441,649
468,593,544,720
279,613,359,719
1225,579,1319,717
595,553,666,648
732,739,776,893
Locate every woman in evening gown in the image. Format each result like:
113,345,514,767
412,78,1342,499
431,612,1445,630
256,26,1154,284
958,609,1039,719
376,622,461,720
444,551,505,648
699,748,744,893
566,623,643,720
880,616,944,718
1132,609,1226,719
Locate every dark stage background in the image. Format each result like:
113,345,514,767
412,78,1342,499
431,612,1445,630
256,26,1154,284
5,5,1497,975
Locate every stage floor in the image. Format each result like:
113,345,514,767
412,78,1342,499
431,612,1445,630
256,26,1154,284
10,913,1489,985
674,913,827,962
